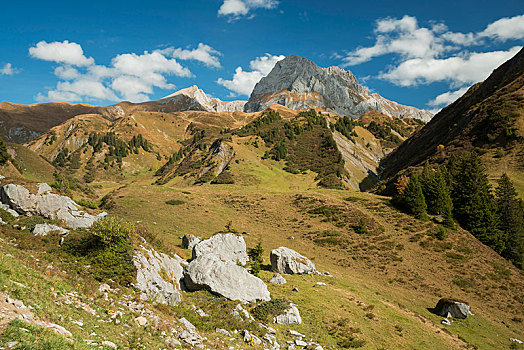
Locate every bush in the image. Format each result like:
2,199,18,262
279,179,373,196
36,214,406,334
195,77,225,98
248,241,264,276
75,198,99,209
354,218,369,234
434,226,448,240
211,171,234,184
63,217,136,285
251,299,290,322
165,199,185,206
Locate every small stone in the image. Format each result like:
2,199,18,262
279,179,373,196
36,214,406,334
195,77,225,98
7,341,19,348
510,338,523,344
295,339,307,347
216,328,231,336
441,318,451,326
135,316,148,326
101,340,117,349
292,287,299,292
47,323,72,337
316,282,326,286
98,283,111,293
269,273,287,285
289,330,305,337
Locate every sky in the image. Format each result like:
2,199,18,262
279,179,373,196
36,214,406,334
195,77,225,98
0,0,523,113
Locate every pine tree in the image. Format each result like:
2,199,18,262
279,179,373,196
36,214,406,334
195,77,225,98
393,174,428,220
0,136,10,165
495,174,524,268
421,164,455,228
448,152,504,253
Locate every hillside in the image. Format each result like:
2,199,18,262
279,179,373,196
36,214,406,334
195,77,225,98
380,47,524,195
0,140,523,349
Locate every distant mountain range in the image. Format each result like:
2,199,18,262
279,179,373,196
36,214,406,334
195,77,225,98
0,55,432,143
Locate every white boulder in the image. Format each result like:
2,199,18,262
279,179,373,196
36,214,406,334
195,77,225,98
270,247,318,275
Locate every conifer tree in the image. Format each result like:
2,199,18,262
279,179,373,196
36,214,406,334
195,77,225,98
0,136,10,165
393,174,428,220
495,174,524,268
448,152,504,253
421,163,455,228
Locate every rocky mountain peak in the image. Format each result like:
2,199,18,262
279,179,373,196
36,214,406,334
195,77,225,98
244,55,432,121
159,85,246,113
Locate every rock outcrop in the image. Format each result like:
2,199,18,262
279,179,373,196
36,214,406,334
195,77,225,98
181,234,201,250
244,55,432,121
270,247,318,275
184,255,270,303
0,183,106,229
433,298,471,319
133,246,185,306
32,223,69,236
274,304,302,325
192,233,249,265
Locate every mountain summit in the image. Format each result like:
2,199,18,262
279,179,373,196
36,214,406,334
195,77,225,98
160,85,246,113
244,55,433,121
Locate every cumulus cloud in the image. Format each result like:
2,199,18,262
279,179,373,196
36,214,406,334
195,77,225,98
217,53,284,96
166,43,222,68
31,41,222,103
218,0,278,19
29,40,95,66
0,63,19,75
428,86,469,107
341,14,524,109
381,46,521,87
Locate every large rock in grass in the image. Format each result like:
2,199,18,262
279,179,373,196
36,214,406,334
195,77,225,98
270,247,318,275
182,234,201,250
192,233,248,265
133,246,185,306
433,298,470,319
32,223,69,236
0,183,105,229
274,304,302,325
184,255,270,303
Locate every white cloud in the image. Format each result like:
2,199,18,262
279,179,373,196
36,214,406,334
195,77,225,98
380,46,521,87
480,15,524,41
31,41,221,103
166,43,222,68
0,63,19,75
29,40,94,66
218,0,278,18
428,86,469,107
217,53,284,96
340,15,524,109
343,15,445,66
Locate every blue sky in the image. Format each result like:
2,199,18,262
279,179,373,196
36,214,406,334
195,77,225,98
0,0,522,112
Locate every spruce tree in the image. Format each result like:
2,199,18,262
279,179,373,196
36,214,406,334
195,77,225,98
0,136,10,165
495,174,524,268
421,164,455,228
448,152,504,253
394,174,428,220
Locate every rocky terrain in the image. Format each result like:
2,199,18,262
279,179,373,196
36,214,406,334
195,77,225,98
244,55,433,121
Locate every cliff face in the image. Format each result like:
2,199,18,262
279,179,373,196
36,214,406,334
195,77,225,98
244,55,433,121
159,85,246,113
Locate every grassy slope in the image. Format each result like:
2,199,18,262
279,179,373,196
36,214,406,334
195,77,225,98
103,143,523,349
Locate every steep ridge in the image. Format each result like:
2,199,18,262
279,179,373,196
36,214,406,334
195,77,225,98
244,55,433,121
380,47,524,190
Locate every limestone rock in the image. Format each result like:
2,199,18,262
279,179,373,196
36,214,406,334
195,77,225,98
270,247,318,275
133,246,184,306
244,55,432,121
269,273,287,284
178,317,203,345
433,299,470,319
160,85,246,113
182,234,201,250
274,304,302,325
0,183,105,229
192,233,249,265
32,223,69,236
184,255,270,303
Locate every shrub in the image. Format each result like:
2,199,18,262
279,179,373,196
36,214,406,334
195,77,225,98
63,217,136,285
354,218,369,234
165,199,185,206
251,299,290,322
211,171,234,184
434,226,448,240
75,198,99,209
248,241,264,276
